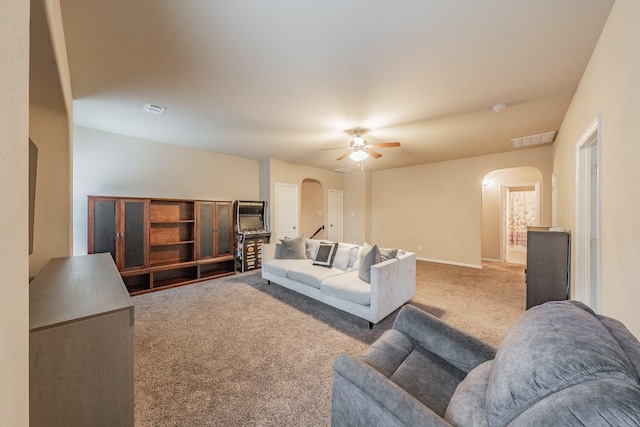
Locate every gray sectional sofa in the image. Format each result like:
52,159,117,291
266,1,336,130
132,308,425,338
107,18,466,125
332,300,640,426
261,237,416,327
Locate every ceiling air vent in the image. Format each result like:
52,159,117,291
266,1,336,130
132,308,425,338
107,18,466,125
143,103,166,115
511,131,557,148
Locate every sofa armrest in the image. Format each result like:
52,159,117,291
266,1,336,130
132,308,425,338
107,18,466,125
369,252,417,323
393,305,496,373
332,353,452,427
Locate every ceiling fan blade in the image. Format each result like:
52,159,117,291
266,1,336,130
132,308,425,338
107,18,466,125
367,142,401,148
336,152,351,161
364,149,382,159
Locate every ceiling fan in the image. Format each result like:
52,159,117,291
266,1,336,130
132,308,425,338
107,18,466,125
322,129,401,162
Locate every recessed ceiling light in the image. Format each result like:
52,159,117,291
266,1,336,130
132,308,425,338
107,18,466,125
143,103,166,115
492,103,507,113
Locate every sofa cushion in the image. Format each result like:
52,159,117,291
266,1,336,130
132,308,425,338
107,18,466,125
360,329,466,417
321,271,371,305
287,264,344,289
305,238,322,259
445,360,492,427
313,242,338,267
486,300,640,427
280,235,307,259
333,243,359,271
358,244,381,283
262,258,312,278
379,247,398,261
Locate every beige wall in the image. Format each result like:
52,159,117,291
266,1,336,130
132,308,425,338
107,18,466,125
266,158,343,240
73,126,260,254
0,0,30,423
481,167,544,261
553,0,640,336
370,146,552,267
29,0,74,276
343,171,371,245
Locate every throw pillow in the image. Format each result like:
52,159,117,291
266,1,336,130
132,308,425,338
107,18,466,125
313,242,339,268
333,243,358,271
379,247,398,261
358,244,381,283
352,242,371,271
280,235,307,259
305,238,321,259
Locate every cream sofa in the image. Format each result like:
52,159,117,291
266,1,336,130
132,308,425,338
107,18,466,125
261,238,416,327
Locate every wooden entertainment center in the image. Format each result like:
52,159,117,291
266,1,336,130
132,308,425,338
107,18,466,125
88,196,235,295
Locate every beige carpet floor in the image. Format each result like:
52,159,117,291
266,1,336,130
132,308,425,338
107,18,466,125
132,260,525,426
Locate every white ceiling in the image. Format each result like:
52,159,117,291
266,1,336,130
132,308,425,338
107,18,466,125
59,0,614,172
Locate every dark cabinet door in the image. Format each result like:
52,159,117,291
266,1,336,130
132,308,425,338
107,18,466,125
89,197,149,271
196,202,215,259
121,199,149,270
196,201,233,259
526,230,570,309
215,202,232,257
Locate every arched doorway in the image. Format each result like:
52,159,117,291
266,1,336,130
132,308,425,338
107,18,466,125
301,179,325,239
481,167,543,264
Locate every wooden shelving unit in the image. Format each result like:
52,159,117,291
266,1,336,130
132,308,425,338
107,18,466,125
89,196,236,295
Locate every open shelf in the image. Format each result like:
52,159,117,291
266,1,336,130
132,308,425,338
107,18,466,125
152,266,198,289
121,272,151,294
150,200,194,222
199,259,235,280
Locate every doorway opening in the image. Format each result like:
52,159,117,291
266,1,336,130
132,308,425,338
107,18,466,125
481,167,543,264
575,116,602,313
301,179,325,239
503,184,540,264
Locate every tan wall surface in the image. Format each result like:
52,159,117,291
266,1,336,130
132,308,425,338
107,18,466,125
553,0,640,336
343,171,370,245
370,146,552,267
301,179,325,238
0,0,30,423
73,126,259,254
29,0,74,276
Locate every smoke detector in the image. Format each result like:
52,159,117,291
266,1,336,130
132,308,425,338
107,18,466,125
143,103,166,115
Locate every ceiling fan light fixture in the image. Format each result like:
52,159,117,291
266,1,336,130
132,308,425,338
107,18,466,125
353,136,365,146
348,150,369,162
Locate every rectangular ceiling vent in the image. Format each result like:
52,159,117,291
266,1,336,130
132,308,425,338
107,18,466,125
511,131,557,148
143,103,166,115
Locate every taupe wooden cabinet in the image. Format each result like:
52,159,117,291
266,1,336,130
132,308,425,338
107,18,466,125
525,229,571,309
29,254,134,427
89,196,235,294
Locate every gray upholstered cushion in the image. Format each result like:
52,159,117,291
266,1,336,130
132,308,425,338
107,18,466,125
320,271,370,305
305,238,322,259
359,329,466,417
358,244,381,283
262,258,312,278
287,264,344,289
486,300,640,427
445,360,492,427
379,247,398,261
280,235,307,259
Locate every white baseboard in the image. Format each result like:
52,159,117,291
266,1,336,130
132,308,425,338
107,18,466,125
482,258,502,262
416,257,482,269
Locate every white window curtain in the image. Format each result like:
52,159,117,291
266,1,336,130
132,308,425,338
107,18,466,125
508,189,536,246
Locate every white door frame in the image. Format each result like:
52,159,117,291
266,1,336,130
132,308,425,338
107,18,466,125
500,183,540,262
575,115,602,313
328,189,344,242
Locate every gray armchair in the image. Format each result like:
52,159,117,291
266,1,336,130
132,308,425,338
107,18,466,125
332,301,640,426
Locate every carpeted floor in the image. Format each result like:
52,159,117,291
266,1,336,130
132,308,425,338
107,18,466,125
133,260,525,426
